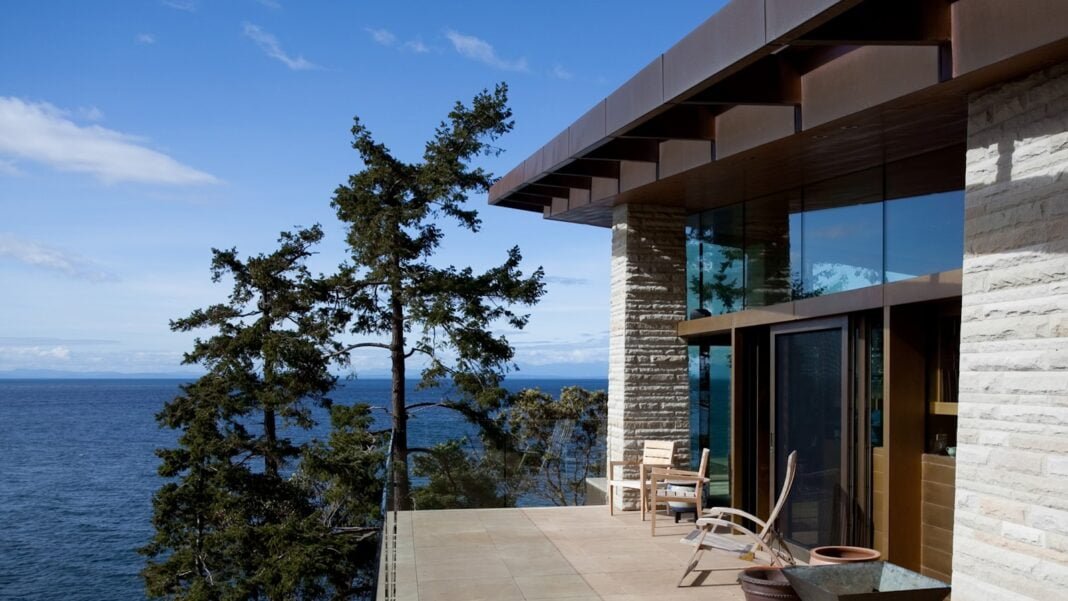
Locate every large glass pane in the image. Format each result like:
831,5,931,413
776,327,844,548
699,205,745,314
688,344,708,461
689,342,732,507
885,190,965,282
796,201,883,298
685,214,703,316
746,194,799,307
707,344,732,506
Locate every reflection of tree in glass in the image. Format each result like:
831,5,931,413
689,247,744,313
793,264,880,300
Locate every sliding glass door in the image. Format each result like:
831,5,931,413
771,318,850,551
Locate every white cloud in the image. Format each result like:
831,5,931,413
444,30,528,72
545,275,587,286
365,27,397,47
242,23,320,70
0,337,117,346
0,346,71,360
0,97,219,185
136,33,156,45
77,106,104,121
510,331,608,366
0,234,118,282
403,39,430,54
161,0,196,12
549,65,574,80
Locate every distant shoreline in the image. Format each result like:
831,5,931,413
0,371,608,381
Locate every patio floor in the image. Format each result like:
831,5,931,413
377,505,754,601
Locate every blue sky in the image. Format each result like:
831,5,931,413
0,0,722,377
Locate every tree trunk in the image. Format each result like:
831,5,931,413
390,288,411,510
264,407,279,477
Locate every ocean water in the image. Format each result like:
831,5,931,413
0,377,606,601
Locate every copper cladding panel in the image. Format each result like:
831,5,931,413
542,129,570,172
619,160,657,192
568,187,591,209
658,139,713,179
952,0,1068,76
715,104,798,159
662,0,766,101
765,0,858,42
802,45,941,129
488,164,525,203
569,101,607,156
606,57,664,135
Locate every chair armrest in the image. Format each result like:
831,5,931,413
607,460,642,480
649,467,701,477
702,507,767,530
651,473,709,485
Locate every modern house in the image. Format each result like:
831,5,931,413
487,1,1068,599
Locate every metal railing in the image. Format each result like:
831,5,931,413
371,430,397,601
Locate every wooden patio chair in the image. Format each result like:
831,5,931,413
649,448,711,535
607,440,675,519
677,450,798,586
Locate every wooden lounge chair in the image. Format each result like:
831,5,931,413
607,440,675,519
678,450,798,586
648,448,710,535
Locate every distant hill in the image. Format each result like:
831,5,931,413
0,361,607,381
0,369,201,380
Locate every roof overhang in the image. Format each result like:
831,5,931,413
489,0,1068,227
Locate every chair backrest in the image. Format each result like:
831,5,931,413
759,450,798,540
642,440,675,468
695,448,710,478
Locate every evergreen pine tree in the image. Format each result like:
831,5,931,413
142,226,379,600
331,83,545,509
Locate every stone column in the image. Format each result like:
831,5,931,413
608,203,691,509
953,62,1068,600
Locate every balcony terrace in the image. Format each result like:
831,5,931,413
377,505,752,601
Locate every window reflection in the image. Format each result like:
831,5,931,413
797,201,883,297
885,191,965,282
686,204,744,316
745,194,798,307
689,342,731,507
685,184,963,316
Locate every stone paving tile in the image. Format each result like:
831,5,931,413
384,505,749,601
514,574,598,598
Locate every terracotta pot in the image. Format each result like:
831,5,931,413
738,566,801,601
808,545,882,565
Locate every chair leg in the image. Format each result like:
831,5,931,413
639,466,646,521
678,525,710,587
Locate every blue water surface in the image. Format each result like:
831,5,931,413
0,378,606,601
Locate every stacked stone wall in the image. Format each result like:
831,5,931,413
608,203,691,507
954,61,1068,599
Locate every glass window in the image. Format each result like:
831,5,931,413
699,204,745,314
745,194,799,308
796,200,883,298
688,344,708,462
685,214,702,316
884,191,964,282
688,341,731,506
707,344,731,506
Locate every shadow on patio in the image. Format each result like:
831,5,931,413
378,505,752,601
